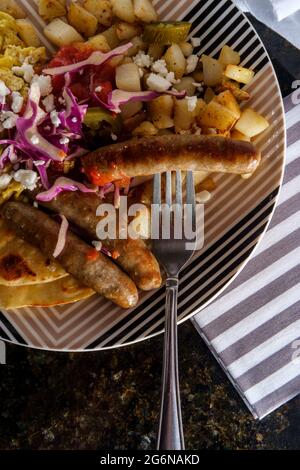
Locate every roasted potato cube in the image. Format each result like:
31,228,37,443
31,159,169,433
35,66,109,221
127,35,146,56
115,22,142,41
219,45,240,66
44,18,83,47
111,0,136,24
120,101,143,119
231,129,251,142
148,43,165,60
224,64,254,84
195,98,206,120
204,87,215,104
148,95,174,129
179,41,193,57
16,19,41,47
0,0,26,19
201,54,224,87
67,3,98,38
234,108,270,138
38,0,66,21
164,44,186,79
102,25,120,49
197,100,237,132
116,63,141,91
174,97,195,132
216,78,250,102
133,0,158,23
87,34,110,52
82,0,112,27
213,90,241,119
132,121,158,136
173,76,196,97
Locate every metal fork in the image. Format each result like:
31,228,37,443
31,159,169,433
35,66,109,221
152,171,197,450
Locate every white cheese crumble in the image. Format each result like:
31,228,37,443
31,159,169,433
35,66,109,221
133,52,153,68
1,111,18,129
111,133,118,141
42,94,55,113
146,73,172,92
0,173,12,190
92,240,102,251
185,95,198,112
33,75,53,96
59,136,69,145
13,169,39,191
33,201,38,208
50,110,61,127
191,37,201,47
152,59,168,75
11,91,24,114
30,135,40,145
0,80,10,97
95,86,102,93
71,117,78,123
185,55,199,74
12,61,35,84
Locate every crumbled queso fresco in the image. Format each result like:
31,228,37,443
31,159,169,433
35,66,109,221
0,169,39,191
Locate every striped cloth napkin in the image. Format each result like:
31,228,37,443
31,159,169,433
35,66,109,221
192,91,300,419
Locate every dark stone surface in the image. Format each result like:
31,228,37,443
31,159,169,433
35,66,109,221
0,16,300,451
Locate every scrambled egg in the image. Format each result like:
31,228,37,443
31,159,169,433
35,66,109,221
4,45,47,66
0,68,24,92
0,180,24,206
0,12,24,53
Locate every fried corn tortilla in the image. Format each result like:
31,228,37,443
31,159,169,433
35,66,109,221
0,275,95,309
0,217,67,286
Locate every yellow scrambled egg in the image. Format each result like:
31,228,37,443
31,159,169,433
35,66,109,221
0,180,24,206
0,12,24,53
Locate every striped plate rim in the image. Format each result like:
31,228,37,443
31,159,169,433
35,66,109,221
0,0,286,351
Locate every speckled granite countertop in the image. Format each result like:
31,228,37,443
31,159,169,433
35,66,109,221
1,15,300,451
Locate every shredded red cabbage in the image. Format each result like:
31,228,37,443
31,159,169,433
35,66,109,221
53,214,69,258
106,89,186,113
36,176,98,202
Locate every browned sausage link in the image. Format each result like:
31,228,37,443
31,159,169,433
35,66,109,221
82,135,261,183
38,191,162,291
1,202,139,309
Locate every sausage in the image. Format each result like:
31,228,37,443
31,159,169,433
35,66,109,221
82,135,261,185
35,191,162,291
1,202,139,309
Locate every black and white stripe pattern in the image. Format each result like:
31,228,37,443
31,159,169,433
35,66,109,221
0,0,285,355
193,93,300,419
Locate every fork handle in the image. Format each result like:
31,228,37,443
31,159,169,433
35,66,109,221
157,277,185,450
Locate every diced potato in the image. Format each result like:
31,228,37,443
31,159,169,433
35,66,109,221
82,0,112,27
224,64,254,84
44,18,83,47
111,0,136,24
133,0,158,23
0,0,26,19
120,101,143,119
127,35,146,56
174,98,195,131
173,76,196,97
196,176,216,192
219,45,240,66
204,87,215,104
16,19,41,47
197,100,237,132
234,108,270,138
201,54,224,87
102,25,120,49
116,63,141,91
148,43,165,60
148,95,174,129
213,90,241,119
195,98,206,121
121,56,133,65
132,121,158,136
164,44,186,79
241,173,253,180
115,22,142,41
38,0,66,21
87,34,110,52
192,69,204,82
231,129,251,142
179,41,193,57
216,78,250,102
193,171,210,187
67,3,98,38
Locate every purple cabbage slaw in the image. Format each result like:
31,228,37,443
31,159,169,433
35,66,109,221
36,176,97,202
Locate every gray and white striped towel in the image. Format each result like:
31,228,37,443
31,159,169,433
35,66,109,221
192,91,300,419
